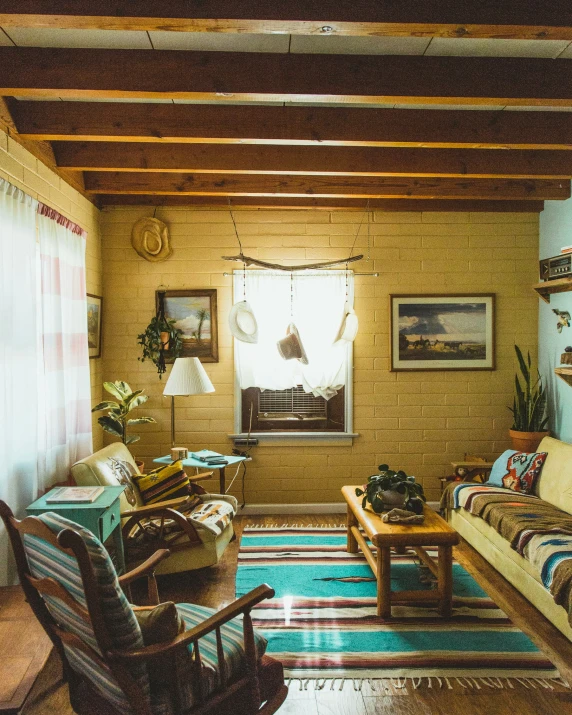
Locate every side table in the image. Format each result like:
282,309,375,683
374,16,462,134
26,485,126,574
153,450,247,494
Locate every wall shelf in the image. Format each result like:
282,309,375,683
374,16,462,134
532,277,572,303
555,367,572,387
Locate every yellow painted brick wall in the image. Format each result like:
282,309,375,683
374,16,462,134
101,207,539,503
0,133,104,449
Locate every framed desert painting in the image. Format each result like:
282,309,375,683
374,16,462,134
86,293,102,359
390,294,495,371
157,289,219,363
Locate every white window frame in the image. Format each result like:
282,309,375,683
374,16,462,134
230,270,357,446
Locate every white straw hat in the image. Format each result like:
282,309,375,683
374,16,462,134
131,217,172,262
336,304,359,343
277,323,309,365
229,300,259,344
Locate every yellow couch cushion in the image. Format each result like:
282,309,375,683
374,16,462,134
534,436,572,515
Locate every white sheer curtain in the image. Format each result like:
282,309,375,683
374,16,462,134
233,270,353,399
37,207,93,490
0,179,39,586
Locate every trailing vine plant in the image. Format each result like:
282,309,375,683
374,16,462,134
137,291,183,378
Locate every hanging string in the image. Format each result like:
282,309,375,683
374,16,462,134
228,197,244,255
348,199,371,260
228,197,247,299
367,208,371,262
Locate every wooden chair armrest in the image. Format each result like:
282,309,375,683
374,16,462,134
186,471,214,483
121,505,202,546
119,549,171,605
118,549,171,587
120,496,198,519
108,584,275,661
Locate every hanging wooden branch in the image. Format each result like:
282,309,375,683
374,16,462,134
221,253,364,272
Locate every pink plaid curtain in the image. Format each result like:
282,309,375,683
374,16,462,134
36,204,93,490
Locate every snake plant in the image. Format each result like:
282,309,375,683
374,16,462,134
508,345,548,432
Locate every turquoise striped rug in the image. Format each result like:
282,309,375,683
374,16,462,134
236,526,562,687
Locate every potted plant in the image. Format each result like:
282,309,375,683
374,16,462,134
356,465,426,514
508,344,549,452
92,381,156,469
138,314,183,377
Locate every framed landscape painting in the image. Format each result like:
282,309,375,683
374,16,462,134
86,293,102,359
158,289,219,363
390,294,495,371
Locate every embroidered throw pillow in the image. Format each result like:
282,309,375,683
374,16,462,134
487,449,547,493
134,461,190,504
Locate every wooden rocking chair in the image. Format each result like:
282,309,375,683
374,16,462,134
0,501,287,715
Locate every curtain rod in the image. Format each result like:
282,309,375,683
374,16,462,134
223,272,379,277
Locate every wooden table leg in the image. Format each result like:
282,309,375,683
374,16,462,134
438,545,453,618
377,546,392,619
219,467,225,494
347,506,358,553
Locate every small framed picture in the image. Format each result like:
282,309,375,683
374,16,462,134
86,293,103,359
390,294,495,371
158,289,219,363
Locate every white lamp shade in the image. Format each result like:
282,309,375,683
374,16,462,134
163,357,215,396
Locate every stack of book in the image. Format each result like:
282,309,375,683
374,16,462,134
561,245,572,254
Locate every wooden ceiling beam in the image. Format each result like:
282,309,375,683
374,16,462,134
14,103,572,150
1,49,571,106
0,2,571,40
52,142,572,179
98,195,544,212
84,172,569,200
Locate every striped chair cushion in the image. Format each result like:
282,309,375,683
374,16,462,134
23,512,151,713
134,461,190,504
165,604,268,712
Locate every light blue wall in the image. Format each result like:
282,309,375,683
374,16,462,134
539,198,572,442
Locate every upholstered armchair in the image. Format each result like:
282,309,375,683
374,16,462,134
0,502,287,715
71,443,238,575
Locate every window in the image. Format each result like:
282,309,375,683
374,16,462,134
232,270,355,443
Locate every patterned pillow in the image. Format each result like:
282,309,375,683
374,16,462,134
134,460,190,504
487,449,548,493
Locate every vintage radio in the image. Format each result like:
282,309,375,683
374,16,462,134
539,254,572,281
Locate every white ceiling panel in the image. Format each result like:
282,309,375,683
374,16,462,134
393,103,504,111
0,28,14,46
150,31,289,52
290,35,429,55
4,27,152,49
425,37,570,59
172,99,283,105
503,105,572,112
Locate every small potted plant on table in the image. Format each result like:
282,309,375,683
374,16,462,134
356,465,426,514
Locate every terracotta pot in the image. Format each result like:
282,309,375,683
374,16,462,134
508,429,549,453
160,331,170,351
135,459,145,473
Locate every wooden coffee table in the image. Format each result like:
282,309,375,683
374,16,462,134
342,486,459,619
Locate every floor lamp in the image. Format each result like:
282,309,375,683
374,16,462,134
163,357,215,447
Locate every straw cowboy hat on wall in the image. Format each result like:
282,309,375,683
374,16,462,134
131,217,172,262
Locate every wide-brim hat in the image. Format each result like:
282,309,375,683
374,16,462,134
131,217,172,262
336,305,359,343
277,322,309,364
229,300,259,344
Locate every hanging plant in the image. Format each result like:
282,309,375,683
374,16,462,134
137,291,183,377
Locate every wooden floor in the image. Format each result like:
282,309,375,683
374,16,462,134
4,514,572,715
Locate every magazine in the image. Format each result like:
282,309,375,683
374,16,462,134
46,486,105,504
